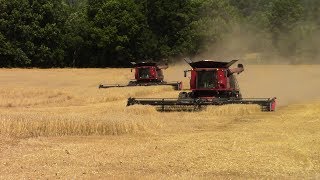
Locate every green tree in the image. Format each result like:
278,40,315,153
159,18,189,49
1,0,319,67
191,0,240,55
268,0,303,56
63,0,92,67
0,0,68,67
145,0,199,58
87,0,155,66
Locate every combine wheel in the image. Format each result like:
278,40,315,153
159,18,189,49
187,92,194,98
175,82,183,90
178,92,188,99
128,81,136,86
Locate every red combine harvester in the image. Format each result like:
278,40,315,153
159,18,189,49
127,58,276,111
99,62,182,90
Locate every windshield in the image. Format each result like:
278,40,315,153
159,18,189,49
197,70,216,88
138,68,150,79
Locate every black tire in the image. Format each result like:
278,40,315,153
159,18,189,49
128,81,136,86
176,82,182,90
187,92,194,99
178,92,188,99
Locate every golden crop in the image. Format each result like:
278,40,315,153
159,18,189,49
0,66,319,178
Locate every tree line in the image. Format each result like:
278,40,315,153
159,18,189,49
0,0,319,67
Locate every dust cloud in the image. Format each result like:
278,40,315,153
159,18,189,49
164,19,320,107
191,20,320,65
238,64,320,106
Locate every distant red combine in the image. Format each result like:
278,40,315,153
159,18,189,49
127,58,276,111
99,62,182,90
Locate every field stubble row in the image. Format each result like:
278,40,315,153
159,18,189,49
0,66,320,138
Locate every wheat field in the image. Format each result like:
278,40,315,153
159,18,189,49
0,65,320,178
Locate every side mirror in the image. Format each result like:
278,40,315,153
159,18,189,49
238,64,244,68
237,64,244,74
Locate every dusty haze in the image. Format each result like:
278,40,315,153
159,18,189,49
193,20,320,65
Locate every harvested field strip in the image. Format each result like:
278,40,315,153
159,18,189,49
0,111,162,138
0,86,174,107
0,104,274,138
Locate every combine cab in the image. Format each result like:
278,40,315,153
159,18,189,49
127,58,276,111
99,62,182,90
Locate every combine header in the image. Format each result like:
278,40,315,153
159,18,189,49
99,62,182,90
127,58,276,111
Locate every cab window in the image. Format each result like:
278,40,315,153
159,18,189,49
197,70,216,88
138,68,150,78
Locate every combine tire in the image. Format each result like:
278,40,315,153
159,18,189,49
178,92,188,99
128,81,136,86
173,82,183,90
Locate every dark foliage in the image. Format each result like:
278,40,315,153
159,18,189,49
0,0,319,67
